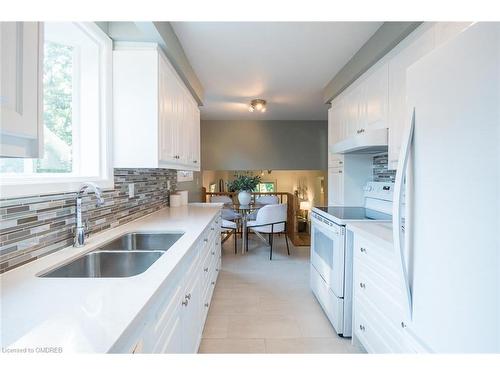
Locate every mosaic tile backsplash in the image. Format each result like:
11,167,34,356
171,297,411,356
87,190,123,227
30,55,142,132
373,153,396,182
0,168,177,273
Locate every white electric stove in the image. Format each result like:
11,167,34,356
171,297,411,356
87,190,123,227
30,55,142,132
310,181,394,337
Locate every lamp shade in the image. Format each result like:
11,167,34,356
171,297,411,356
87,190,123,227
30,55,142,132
300,200,311,211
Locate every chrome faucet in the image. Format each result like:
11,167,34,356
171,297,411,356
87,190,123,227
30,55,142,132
74,182,104,247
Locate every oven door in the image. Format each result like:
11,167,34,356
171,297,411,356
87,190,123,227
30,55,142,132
310,213,346,298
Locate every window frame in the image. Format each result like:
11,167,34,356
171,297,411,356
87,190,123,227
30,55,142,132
0,22,113,198
255,181,276,193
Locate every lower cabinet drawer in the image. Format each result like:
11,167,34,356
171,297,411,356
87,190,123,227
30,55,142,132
354,261,406,327
354,294,408,353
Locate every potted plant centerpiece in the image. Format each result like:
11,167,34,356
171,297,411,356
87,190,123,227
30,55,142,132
227,175,261,206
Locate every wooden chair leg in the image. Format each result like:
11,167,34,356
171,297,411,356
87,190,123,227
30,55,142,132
285,232,290,256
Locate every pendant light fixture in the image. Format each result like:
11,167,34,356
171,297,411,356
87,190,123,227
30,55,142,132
248,99,267,113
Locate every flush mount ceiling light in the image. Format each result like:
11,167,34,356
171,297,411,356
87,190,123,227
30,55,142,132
248,99,267,113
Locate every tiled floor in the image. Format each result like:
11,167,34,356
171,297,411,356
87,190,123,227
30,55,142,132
198,234,363,354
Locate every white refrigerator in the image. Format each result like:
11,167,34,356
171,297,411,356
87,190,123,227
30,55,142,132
393,22,500,353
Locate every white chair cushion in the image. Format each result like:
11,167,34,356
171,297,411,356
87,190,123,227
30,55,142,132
221,208,241,221
247,204,287,233
256,195,279,205
222,219,237,229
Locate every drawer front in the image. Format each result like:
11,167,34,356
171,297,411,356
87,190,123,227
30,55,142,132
353,235,399,281
150,281,184,353
354,297,395,353
354,260,406,326
328,155,344,168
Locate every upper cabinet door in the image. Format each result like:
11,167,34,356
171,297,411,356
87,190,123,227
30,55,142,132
388,26,435,170
0,22,43,158
363,62,389,130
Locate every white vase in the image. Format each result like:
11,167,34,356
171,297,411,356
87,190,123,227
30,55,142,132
238,190,251,206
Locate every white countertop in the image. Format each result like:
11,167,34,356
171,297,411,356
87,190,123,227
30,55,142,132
0,204,221,353
346,221,394,249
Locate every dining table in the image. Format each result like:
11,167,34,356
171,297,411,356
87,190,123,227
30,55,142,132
224,202,263,254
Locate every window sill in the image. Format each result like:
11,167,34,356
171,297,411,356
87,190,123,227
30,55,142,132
0,176,114,199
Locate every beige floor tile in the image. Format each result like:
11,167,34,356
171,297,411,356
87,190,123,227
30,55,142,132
202,314,229,338
209,294,261,315
198,237,357,353
198,338,266,353
265,338,362,353
293,311,338,338
226,314,302,339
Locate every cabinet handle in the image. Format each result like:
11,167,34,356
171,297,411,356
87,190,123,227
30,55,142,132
401,322,407,328
182,299,188,306
360,247,367,253
211,227,214,231
185,293,191,300
216,268,219,272
211,251,215,255
204,238,208,243
359,324,366,331
211,281,215,285
193,160,198,163
204,267,209,272
204,303,209,308
359,282,366,289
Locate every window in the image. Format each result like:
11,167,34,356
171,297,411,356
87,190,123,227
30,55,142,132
0,22,112,198
255,182,276,193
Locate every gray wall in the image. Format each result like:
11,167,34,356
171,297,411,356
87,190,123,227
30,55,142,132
201,120,327,170
176,171,203,202
323,22,422,103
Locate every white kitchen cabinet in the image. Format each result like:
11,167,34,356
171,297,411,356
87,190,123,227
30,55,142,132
329,61,388,147
362,62,388,131
110,213,222,354
181,241,202,353
0,22,43,158
343,83,363,138
351,231,429,353
113,42,200,171
327,154,372,207
328,167,344,206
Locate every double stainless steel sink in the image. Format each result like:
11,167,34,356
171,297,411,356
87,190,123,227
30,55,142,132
39,232,184,278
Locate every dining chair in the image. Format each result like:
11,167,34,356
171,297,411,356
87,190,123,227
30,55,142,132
247,195,279,220
256,195,279,205
221,219,238,254
210,195,241,221
246,203,290,260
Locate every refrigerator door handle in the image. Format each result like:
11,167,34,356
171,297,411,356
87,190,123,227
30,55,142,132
393,107,415,320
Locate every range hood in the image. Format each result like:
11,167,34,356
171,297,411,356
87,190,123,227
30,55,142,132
330,128,388,154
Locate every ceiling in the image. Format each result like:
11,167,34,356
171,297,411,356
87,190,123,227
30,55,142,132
171,22,382,121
